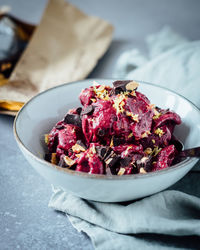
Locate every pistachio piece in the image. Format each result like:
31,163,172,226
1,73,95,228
118,167,126,176
72,143,86,153
140,167,147,174
136,156,151,171
51,153,57,165
90,145,96,154
144,147,152,155
44,134,49,144
125,81,139,91
63,156,76,167
110,136,114,147
154,128,164,137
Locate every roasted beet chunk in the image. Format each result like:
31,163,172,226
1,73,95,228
131,110,153,139
141,124,172,149
54,125,83,160
82,99,116,144
76,153,104,174
153,111,181,129
76,144,104,174
135,91,150,105
126,96,148,116
125,95,154,139
153,145,177,171
79,87,95,105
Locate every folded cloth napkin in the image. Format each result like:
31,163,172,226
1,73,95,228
49,188,200,250
49,27,200,250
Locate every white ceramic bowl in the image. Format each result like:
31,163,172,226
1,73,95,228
14,79,200,202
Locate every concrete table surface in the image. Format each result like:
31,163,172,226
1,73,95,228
0,0,200,249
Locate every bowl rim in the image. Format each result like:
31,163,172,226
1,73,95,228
13,78,200,180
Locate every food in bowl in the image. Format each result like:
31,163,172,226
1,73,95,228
44,80,182,175
14,79,200,202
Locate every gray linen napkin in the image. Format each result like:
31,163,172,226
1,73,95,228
49,188,200,250
49,27,200,249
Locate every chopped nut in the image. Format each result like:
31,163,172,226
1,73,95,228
103,95,110,101
105,152,119,168
141,157,149,163
153,114,161,120
136,156,151,170
44,134,49,144
126,111,132,116
97,85,106,92
124,146,132,156
144,147,152,155
154,128,164,137
113,94,127,114
63,156,76,167
90,145,96,154
51,153,57,165
152,146,162,156
140,167,147,174
110,137,114,147
126,111,139,122
118,168,126,176
128,132,133,138
75,153,82,158
153,109,161,119
141,131,151,138
130,90,136,97
126,81,139,91
91,98,97,103
105,158,113,165
148,104,155,110
152,139,156,144
123,91,131,96
72,143,86,153
93,85,110,100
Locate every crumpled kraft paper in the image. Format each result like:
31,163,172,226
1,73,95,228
0,0,113,115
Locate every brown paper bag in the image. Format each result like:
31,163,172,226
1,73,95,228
0,0,113,115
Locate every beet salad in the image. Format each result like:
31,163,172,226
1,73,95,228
44,80,182,175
